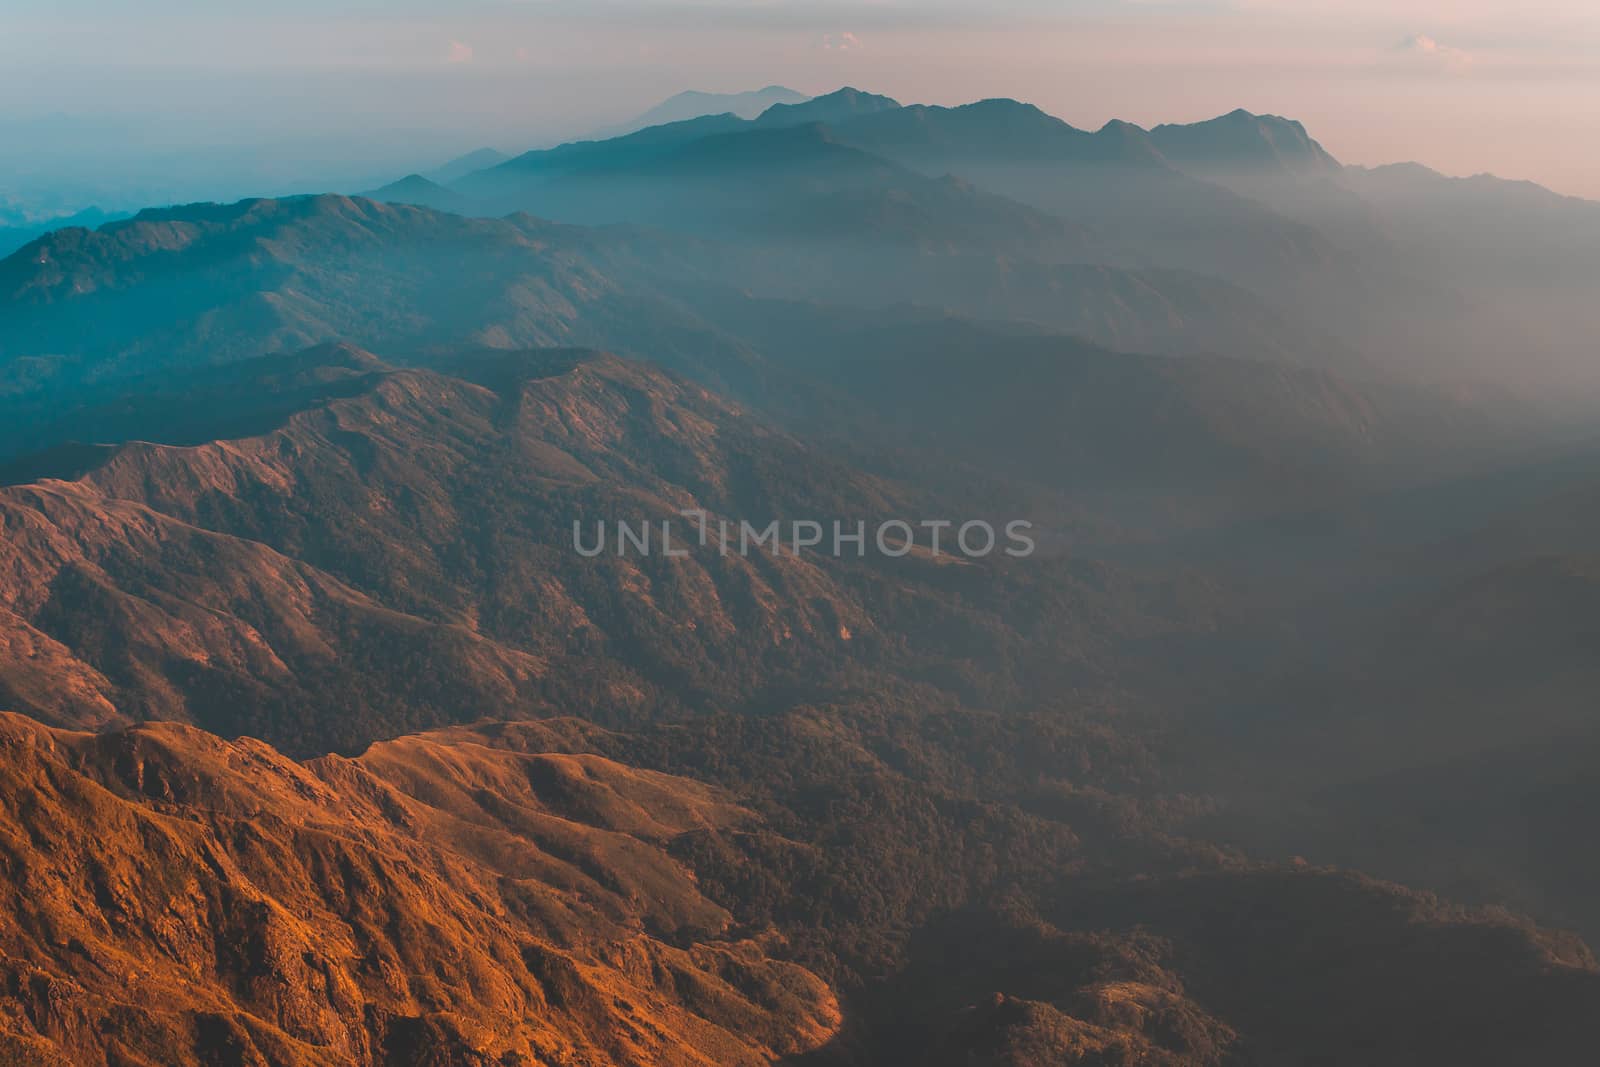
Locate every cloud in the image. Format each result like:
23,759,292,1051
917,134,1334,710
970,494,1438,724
446,40,474,64
1396,33,1474,70
821,31,862,51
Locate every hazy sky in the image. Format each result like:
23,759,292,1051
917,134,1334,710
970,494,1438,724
4,0,1599,209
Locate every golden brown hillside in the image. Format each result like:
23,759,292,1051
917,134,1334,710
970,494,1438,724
0,713,838,1066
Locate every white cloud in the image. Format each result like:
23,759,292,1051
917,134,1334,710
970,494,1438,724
1396,33,1474,70
446,40,474,64
822,31,862,51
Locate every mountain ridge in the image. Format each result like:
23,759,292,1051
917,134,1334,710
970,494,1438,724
0,710,840,1065
600,84,810,137
1149,108,1342,175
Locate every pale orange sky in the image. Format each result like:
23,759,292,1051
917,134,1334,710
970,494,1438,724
4,0,1598,200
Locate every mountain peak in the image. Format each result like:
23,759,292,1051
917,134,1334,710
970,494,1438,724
359,173,468,213
963,98,1050,115
1148,108,1340,175
1097,118,1143,135
812,87,893,104
948,98,1077,132
814,97,1173,167
757,87,901,127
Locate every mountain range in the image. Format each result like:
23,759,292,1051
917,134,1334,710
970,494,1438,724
0,85,1599,1065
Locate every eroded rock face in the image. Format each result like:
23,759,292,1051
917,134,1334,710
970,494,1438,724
0,712,839,1066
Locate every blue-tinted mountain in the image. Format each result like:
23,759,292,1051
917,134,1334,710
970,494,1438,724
754,86,901,127
598,84,809,136
456,112,755,202
0,195,805,408
828,98,1167,166
455,90,1357,309
1342,161,1600,283
423,146,509,184
1149,108,1342,175
0,205,125,258
771,97,1355,312
359,173,471,213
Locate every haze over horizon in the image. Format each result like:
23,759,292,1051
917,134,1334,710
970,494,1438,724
4,0,1600,213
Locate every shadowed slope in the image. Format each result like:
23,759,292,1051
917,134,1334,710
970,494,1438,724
0,346,913,751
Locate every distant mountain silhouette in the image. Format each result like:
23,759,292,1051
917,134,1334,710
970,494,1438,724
1342,160,1600,282
0,192,1360,393
359,173,470,213
474,88,899,193
440,90,1373,346
448,90,1344,278
424,145,509,184
459,112,754,195
829,98,1167,166
0,205,124,257
596,84,809,137
0,195,789,401
754,86,901,127
1149,108,1342,175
